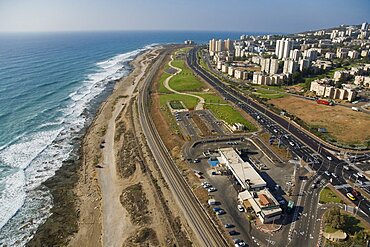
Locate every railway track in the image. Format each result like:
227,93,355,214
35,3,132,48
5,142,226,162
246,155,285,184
137,48,228,247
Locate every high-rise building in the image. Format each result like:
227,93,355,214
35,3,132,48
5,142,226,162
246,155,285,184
215,39,224,52
275,39,293,59
224,38,233,51
282,40,293,59
289,49,301,61
283,59,297,74
209,39,216,52
303,49,318,61
261,58,279,75
269,59,279,75
299,58,310,71
361,22,368,31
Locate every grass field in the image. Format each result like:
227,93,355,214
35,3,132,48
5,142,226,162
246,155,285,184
194,93,227,104
169,59,204,92
158,72,171,93
319,187,342,204
159,94,199,110
269,96,370,146
205,104,257,131
252,89,285,99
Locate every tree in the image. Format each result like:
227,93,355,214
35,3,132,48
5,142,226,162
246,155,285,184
292,71,303,84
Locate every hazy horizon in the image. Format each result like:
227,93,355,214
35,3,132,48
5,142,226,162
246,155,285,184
1,0,369,34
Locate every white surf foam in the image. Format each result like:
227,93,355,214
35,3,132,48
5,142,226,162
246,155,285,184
0,44,155,246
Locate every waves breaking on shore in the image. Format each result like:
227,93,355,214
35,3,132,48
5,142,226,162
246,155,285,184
0,44,155,246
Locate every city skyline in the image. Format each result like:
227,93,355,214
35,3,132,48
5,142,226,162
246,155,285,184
0,0,369,33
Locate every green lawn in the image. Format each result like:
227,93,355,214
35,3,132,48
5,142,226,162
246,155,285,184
253,85,285,92
169,59,204,92
194,93,227,104
205,104,257,131
158,72,172,93
319,187,342,204
252,89,285,99
159,94,199,110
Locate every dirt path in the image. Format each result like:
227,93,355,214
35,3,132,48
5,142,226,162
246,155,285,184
99,52,153,247
164,55,205,110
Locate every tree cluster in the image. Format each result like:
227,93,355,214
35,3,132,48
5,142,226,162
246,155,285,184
324,206,346,230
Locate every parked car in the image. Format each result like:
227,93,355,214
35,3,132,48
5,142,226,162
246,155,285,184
212,207,222,212
229,230,239,236
208,187,217,192
224,223,234,228
203,183,212,189
237,205,245,212
216,210,225,215
346,193,356,201
234,239,247,247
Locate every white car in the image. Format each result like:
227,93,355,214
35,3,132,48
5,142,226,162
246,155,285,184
327,156,332,161
237,205,245,212
203,183,212,189
208,187,217,192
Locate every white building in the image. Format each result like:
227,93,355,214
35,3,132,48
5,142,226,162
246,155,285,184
289,49,302,61
228,66,235,77
325,52,335,60
218,148,266,191
336,48,349,59
275,39,293,59
361,50,369,58
218,148,282,224
354,76,370,88
238,189,282,224
310,79,357,102
299,58,310,71
283,59,297,74
261,58,279,75
303,49,318,61
361,22,368,31
348,50,360,59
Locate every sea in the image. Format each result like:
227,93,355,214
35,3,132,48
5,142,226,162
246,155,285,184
0,31,258,245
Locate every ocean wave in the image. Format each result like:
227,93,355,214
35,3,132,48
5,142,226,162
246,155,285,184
0,44,154,245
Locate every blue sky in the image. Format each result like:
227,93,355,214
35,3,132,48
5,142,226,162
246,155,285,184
0,0,369,33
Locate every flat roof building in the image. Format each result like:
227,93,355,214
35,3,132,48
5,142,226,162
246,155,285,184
218,148,266,191
238,189,282,223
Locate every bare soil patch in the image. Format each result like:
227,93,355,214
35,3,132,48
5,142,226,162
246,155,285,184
269,96,370,144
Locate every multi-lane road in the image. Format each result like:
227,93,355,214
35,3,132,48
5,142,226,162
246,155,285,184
187,47,370,224
137,48,228,247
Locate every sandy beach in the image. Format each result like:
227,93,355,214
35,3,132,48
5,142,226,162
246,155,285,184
26,45,195,247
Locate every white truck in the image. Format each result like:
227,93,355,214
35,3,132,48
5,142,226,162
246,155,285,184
351,107,360,112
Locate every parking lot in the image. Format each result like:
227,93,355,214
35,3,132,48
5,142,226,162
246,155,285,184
174,109,231,139
187,138,299,246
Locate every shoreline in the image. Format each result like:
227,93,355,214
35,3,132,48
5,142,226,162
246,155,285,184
26,48,155,247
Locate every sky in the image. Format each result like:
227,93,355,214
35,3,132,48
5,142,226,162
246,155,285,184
0,0,369,33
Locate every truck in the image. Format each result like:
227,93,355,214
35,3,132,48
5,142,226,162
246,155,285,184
351,107,360,112
286,200,294,214
316,99,334,106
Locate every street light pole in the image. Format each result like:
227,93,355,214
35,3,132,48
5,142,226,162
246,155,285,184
355,198,365,217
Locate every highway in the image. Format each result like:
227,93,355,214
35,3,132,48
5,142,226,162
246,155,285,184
187,47,370,226
137,48,229,247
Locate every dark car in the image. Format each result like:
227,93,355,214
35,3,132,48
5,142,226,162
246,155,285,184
229,230,239,236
